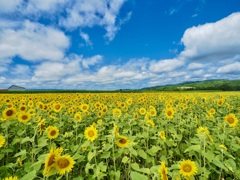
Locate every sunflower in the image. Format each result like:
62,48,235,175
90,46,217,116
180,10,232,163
84,125,98,141
164,108,174,119
116,136,130,148
2,107,16,120
43,147,63,176
179,160,198,178
146,119,155,128
18,112,31,123
139,107,146,115
159,131,166,142
112,108,122,118
158,161,168,180
74,112,82,122
53,102,63,112
0,135,6,148
224,113,238,127
80,103,89,112
46,126,59,139
208,108,216,115
54,155,75,175
38,119,46,135
3,176,18,180
217,98,224,106
149,107,157,116
19,104,27,112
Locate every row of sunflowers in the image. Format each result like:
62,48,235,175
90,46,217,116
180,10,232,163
0,92,240,180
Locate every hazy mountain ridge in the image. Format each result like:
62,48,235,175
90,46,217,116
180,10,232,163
142,79,240,91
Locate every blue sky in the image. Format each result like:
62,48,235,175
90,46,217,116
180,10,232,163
0,0,240,90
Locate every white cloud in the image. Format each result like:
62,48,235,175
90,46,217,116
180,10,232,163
149,59,184,73
80,31,93,47
217,62,240,74
187,63,205,70
32,60,81,81
60,0,127,41
82,55,102,69
0,76,6,83
0,0,22,13
11,65,31,75
181,12,240,61
0,20,69,61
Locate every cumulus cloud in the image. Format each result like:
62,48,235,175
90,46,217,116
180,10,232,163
32,60,81,81
187,63,205,70
149,59,184,73
180,12,240,61
60,0,127,41
217,62,240,74
80,31,93,47
82,55,102,69
0,20,69,61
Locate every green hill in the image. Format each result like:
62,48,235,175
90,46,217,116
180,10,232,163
142,79,240,91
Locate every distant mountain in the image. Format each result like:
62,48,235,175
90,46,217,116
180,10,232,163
141,79,240,91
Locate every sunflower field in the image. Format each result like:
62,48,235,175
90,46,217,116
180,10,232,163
0,92,240,180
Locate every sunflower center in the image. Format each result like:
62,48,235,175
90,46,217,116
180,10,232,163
57,158,70,169
119,138,127,144
55,105,61,110
50,130,56,136
47,154,55,166
22,115,28,120
21,107,26,111
183,164,192,172
167,111,172,116
227,117,234,124
6,110,13,116
88,130,94,137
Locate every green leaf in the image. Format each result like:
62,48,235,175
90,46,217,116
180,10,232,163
0,154,4,161
139,168,151,174
20,170,36,180
100,151,111,159
87,151,96,162
147,146,160,156
14,150,26,158
131,163,140,171
202,151,215,162
122,156,129,164
130,171,148,180
184,145,201,153
21,137,33,144
138,149,147,159
29,161,42,172
212,158,228,172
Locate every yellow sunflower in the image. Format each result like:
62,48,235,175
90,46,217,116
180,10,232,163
46,126,59,139
158,161,168,180
159,131,166,142
43,147,63,176
113,123,120,137
19,104,27,112
164,108,175,119
54,155,75,175
2,107,16,120
149,108,157,117
38,119,46,135
224,113,238,127
84,125,98,141
112,108,122,118
139,107,146,115
74,112,82,122
3,176,18,180
0,135,6,148
179,160,198,178
80,103,89,112
116,136,130,148
17,112,31,123
53,102,63,112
